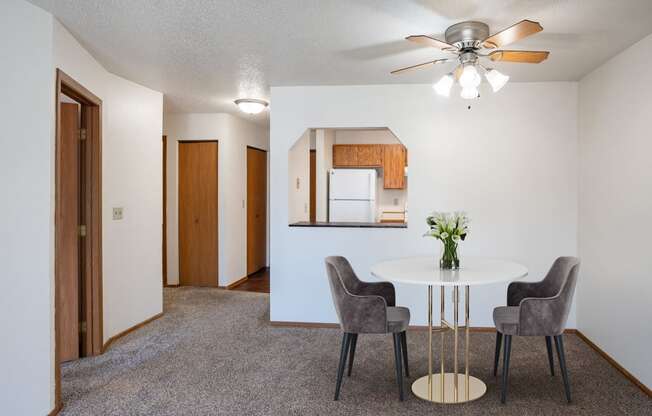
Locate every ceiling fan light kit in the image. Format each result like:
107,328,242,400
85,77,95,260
234,98,269,114
392,19,549,100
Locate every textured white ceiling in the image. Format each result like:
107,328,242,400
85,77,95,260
30,0,652,124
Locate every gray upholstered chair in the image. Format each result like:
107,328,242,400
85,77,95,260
325,256,410,401
493,256,580,404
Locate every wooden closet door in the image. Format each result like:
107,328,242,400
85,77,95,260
179,141,218,286
247,147,267,275
57,103,80,362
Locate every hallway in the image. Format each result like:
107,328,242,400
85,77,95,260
58,288,650,416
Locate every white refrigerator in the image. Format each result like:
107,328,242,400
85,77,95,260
328,169,377,222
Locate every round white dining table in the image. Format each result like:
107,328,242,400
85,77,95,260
371,256,528,404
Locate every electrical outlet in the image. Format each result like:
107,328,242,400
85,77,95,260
393,198,399,206
296,177,300,190
112,207,124,220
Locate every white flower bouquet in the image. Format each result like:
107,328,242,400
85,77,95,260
424,211,469,269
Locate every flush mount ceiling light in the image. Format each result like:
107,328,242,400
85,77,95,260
234,98,268,114
391,19,549,99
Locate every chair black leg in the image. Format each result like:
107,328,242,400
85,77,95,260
493,331,503,376
334,333,351,400
500,335,512,404
347,334,358,377
400,331,410,377
554,335,572,403
392,333,405,401
545,336,555,376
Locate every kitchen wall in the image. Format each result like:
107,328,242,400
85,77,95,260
578,32,652,388
163,113,269,287
0,1,54,414
288,129,311,223
315,129,334,221
270,83,578,328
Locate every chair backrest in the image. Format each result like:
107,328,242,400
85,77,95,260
540,257,580,298
552,258,581,331
324,256,363,294
519,257,580,336
324,256,387,334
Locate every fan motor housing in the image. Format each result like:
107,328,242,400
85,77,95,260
445,21,490,50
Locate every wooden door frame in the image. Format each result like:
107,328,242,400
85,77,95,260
178,140,219,286
309,149,316,222
54,69,103,409
162,135,167,286
246,146,268,275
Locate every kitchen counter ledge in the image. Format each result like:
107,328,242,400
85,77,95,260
288,221,407,229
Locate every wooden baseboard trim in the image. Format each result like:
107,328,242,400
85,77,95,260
270,321,577,334
48,402,63,416
164,284,180,288
226,275,248,289
575,330,651,397
102,312,163,353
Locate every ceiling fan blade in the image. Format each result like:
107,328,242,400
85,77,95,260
390,59,450,74
488,50,549,63
482,19,543,49
406,35,458,51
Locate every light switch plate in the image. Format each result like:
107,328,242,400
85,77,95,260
112,207,124,220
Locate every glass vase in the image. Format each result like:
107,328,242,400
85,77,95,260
440,240,460,270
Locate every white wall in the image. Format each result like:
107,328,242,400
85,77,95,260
53,19,164,344
288,130,311,224
163,113,269,286
334,128,399,144
315,129,334,221
0,1,54,414
270,83,578,328
578,33,652,388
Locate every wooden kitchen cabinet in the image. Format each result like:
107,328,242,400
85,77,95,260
333,144,383,167
332,143,407,189
356,144,383,166
332,145,358,167
382,144,407,189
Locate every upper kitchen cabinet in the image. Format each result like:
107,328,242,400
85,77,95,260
333,144,382,167
355,144,383,166
333,143,407,189
332,144,357,166
383,144,407,189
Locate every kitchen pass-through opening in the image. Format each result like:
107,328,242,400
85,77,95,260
288,127,407,228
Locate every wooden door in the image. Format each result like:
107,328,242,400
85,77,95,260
309,150,316,222
247,147,267,275
57,103,80,362
383,144,407,189
179,141,218,286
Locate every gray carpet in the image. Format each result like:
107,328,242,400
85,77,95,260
60,287,650,415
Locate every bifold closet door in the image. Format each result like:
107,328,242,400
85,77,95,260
179,141,218,286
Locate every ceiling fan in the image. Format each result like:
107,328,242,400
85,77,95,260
391,19,550,99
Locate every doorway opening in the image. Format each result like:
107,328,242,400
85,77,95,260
54,69,103,409
178,141,219,286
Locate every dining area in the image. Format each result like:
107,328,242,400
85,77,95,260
324,212,580,407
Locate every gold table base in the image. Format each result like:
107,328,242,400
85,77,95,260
412,373,487,403
416,285,484,404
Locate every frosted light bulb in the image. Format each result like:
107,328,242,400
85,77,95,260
433,74,454,97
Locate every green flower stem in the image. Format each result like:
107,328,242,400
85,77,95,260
440,238,460,269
